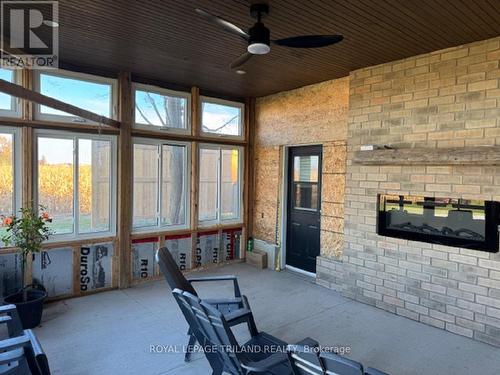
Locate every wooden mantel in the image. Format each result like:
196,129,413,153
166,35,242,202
353,146,500,166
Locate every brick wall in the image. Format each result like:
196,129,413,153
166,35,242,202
319,37,500,346
253,77,349,259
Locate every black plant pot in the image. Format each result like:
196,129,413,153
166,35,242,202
4,285,47,329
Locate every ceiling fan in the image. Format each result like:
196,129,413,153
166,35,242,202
195,3,343,70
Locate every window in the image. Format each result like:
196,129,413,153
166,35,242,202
133,143,158,228
200,97,244,138
132,139,189,231
133,83,190,132
34,70,116,123
0,128,21,245
36,131,116,239
199,148,219,221
293,155,319,211
221,148,241,220
199,145,242,224
0,68,21,117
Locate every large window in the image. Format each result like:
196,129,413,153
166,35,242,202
200,97,244,138
133,139,189,231
36,131,116,239
199,145,242,225
133,83,190,132
0,68,21,117
34,70,116,123
0,128,21,245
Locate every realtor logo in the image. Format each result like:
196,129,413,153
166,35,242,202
1,1,59,69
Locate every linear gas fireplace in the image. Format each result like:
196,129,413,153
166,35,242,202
377,195,500,252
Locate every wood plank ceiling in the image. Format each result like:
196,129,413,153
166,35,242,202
47,0,500,98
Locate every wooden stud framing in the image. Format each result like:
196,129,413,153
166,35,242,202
20,68,35,288
0,68,250,299
72,245,80,297
242,98,256,259
190,87,201,268
21,70,33,121
21,126,34,286
117,72,133,288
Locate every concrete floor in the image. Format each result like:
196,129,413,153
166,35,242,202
34,263,500,375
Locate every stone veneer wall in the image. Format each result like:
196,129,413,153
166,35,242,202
317,37,500,347
253,77,349,260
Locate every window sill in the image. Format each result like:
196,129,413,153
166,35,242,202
1,234,117,253
198,220,244,230
133,123,191,135
33,113,116,126
43,233,117,247
0,111,22,119
199,131,245,142
131,225,191,238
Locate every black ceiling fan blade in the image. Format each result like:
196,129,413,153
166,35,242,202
195,8,249,41
230,52,253,69
273,35,343,48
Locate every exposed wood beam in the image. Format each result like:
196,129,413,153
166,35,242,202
0,78,121,128
353,147,500,166
117,72,133,288
190,87,200,268
21,126,34,286
21,70,34,120
243,97,255,259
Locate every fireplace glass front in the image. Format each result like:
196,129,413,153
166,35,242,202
377,195,500,252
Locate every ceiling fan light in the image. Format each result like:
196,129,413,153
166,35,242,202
247,42,270,55
248,21,270,55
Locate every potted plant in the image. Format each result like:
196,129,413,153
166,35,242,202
1,205,53,329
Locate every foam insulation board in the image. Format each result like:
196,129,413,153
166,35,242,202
79,242,113,292
195,231,220,268
131,238,158,280
222,228,242,261
0,253,22,297
32,248,73,297
165,234,192,271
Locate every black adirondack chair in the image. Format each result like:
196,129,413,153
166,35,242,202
0,304,23,337
156,247,258,362
173,289,318,375
286,343,389,375
0,305,51,375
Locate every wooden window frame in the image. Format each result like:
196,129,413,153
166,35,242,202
0,126,22,240
199,96,245,141
34,129,118,242
0,67,252,295
132,82,191,135
33,69,118,124
198,143,244,228
0,68,22,118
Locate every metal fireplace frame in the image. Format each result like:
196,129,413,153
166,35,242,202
377,194,500,253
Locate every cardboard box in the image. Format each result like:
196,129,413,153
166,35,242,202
246,250,268,269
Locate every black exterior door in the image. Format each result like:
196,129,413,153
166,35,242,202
286,146,322,273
